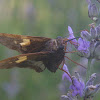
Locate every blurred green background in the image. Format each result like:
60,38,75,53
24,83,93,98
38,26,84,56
0,0,99,100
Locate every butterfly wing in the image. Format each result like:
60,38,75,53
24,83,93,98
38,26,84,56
0,33,51,53
0,51,64,72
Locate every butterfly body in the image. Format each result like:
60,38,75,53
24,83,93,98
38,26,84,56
0,33,65,72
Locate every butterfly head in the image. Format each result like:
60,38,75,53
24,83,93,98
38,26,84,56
56,37,65,50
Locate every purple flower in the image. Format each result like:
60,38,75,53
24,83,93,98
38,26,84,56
81,30,91,41
67,26,90,53
68,26,77,43
70,77,85,97
62,64,72,82
62,64,85,97
78,38,90,53
61,72,100,99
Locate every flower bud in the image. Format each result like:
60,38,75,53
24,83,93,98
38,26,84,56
96,24,100,39
85,85,96,98
81,31,91,41
95,84,100,94
61,95,69,100
94,42,100,59
88,3,98,22
86,73,96,86
85,84,100,98
90,27,97,39
61,93,78,100
77,38,90,58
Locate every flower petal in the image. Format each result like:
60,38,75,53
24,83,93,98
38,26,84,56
62,64,72,82
78,38,90,53
69,76,85,97
67,26,78,47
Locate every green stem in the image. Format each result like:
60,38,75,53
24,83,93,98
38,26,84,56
86,59,92,83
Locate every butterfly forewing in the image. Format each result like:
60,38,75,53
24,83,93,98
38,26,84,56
0,33,51,53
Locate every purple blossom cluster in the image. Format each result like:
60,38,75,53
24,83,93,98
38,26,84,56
60,25,100,100
61,65,100,100
68,25,100,59
62,64,85,97
60,0,100,100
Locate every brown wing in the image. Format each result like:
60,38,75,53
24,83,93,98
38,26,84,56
0,51,64,72
0,33,51,53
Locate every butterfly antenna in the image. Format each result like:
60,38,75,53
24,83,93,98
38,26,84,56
64,37,80,43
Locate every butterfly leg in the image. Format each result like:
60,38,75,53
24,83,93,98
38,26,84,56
64,56,86,69
64,51,77,53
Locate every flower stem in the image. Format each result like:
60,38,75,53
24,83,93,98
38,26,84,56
86,59,92,83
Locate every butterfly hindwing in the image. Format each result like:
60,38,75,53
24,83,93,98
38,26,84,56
0,52,51,72
0,50,64,72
